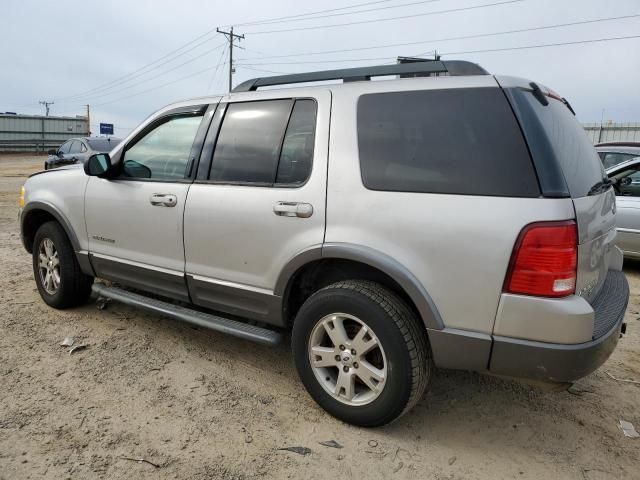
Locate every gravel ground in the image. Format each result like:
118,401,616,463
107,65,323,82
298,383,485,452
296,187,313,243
1,154,639,480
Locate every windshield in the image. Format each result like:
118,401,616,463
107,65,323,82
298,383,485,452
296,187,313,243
87,138,121,152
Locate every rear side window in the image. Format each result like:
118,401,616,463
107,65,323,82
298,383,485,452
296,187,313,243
357,88,539,197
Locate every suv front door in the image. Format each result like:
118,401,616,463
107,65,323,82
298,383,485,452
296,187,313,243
85,105,213,300
184,91,330,325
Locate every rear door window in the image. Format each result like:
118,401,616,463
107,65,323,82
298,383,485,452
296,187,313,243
357,88,539,197
210,100,292,184
209,99,316,186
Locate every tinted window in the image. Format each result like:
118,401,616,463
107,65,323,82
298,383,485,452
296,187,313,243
357,88,539,197
122,115,202,180
210,100,292,184
58,141,72,154
610,164,640,197
513,92,604,198
68,141,83,154
601,152,636,170
276,100,317,185
87,138,121,151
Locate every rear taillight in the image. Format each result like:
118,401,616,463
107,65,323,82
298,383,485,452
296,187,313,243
504,221,577,298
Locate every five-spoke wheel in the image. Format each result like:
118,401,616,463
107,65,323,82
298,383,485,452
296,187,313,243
292,280,432,427
309,313,387,406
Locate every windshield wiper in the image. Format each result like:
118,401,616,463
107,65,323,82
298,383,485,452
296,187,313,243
587,178,614,196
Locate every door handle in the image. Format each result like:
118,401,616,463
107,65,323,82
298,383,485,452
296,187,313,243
273,201,313,218
150,193,178,207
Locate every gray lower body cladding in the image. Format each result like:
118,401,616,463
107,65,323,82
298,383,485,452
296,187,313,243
431,270,629,383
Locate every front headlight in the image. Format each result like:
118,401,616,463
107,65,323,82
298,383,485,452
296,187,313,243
18,185,25,208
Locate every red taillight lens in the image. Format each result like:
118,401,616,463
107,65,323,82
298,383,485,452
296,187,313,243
504,221,577,298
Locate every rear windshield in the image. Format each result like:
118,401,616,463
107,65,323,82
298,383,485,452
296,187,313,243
357,87,540,197
508,90,604,198
87,138,121,151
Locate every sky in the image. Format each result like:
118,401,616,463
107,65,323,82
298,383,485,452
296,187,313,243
1,0,639,137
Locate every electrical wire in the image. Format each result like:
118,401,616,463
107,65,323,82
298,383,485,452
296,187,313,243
207,44,229,93
93,60,228,107
245,0,524,34
56,44,226,104
233,0,447,27
237,13,640,61
57,41,226,102
222,0,394,28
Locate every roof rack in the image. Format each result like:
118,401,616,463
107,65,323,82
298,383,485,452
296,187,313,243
232,60,489,92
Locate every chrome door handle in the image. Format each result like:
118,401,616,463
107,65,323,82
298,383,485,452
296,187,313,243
273,201,313,218
150,193,177,207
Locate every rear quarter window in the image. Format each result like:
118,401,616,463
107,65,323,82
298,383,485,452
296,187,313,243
357,87,540,197
506,88,605,198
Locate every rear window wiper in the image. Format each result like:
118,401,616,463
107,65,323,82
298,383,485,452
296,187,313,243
587,178,614,196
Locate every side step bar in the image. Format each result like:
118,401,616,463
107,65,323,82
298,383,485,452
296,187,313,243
92,284,283,346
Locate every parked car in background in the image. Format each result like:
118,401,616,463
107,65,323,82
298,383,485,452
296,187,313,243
44,137,121,170
596,142,640,169
607,157,640,258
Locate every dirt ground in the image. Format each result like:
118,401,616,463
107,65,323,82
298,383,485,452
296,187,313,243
1,154,639,480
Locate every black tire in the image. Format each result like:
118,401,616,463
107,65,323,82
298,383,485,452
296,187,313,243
292,280,432,427
32,221,93,309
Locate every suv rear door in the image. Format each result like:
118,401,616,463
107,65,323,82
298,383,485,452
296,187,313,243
183,90,330,325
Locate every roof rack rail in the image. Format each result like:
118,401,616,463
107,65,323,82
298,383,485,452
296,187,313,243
232,60,489,92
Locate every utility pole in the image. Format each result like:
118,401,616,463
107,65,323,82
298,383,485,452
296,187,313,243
39,100,54,116
216,26,244,92
85,104,91,136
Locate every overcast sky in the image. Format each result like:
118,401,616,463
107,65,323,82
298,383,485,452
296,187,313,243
2,0,639,136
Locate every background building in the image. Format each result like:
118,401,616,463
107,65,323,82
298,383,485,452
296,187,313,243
583,122,640,144
0,113,89,152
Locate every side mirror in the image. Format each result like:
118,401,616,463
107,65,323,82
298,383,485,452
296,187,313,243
47,149,57,155
84,153,112,176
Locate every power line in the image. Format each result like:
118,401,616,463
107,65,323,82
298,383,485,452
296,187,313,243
236,0,447,27
93,60,228,107
441,33,640,56
56,44,226,105
245,0,525,34
207,44,229,93
57,39,225,102
237,14,640,61
223,0,394,27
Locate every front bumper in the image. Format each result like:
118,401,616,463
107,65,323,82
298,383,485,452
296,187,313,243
489,270,629,383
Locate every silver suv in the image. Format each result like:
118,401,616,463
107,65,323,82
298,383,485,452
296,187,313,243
18,61,629,427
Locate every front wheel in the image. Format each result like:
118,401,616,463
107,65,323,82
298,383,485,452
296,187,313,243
292,280,432,427
32,221,93,309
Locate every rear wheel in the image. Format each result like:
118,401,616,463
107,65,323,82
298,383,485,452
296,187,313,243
32,221,93,309
292,280,432,427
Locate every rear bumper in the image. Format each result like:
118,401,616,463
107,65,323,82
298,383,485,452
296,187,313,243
489,270,629,383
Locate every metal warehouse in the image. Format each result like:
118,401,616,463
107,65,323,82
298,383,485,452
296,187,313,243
0,113,89,152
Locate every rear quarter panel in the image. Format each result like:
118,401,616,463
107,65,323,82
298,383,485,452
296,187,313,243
326,77,576,334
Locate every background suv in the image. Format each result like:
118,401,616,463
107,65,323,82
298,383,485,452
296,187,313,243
19,61,629,426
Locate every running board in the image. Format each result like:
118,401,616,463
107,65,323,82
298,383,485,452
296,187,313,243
92,284,283,346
